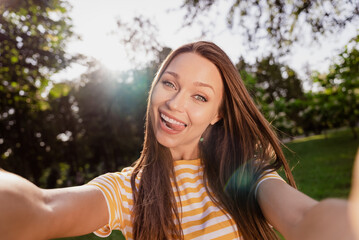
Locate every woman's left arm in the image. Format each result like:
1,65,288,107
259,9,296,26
257,149,359,240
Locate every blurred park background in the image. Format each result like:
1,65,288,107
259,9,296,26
0,1,359,239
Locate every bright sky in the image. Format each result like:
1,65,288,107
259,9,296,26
54,0,358,90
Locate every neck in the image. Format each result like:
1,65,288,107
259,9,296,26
170,144,199,160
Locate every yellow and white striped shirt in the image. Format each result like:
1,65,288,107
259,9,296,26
88,159,284,239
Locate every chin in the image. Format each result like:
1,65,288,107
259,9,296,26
155,135,177,149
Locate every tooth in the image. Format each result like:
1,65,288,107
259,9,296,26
161,113,184,126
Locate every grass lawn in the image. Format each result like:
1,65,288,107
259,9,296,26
282,128,358,200
55,127,358,240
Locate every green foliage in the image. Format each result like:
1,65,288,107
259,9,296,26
49,83,71,98
238,34,359,138
70,64,151,178
238,55,305,137
0,0,78,184
310,35,359,138
180,0,359,52
0,0,77,84
0,0,159,188
1,57,154,187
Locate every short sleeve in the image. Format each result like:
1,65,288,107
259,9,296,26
255,171,286,198
87,172,127,237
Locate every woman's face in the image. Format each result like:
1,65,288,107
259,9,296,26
151,52,223,159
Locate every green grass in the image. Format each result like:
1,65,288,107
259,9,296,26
55,128,359,240
283,128,359,200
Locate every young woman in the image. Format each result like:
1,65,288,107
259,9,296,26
0,41,358,240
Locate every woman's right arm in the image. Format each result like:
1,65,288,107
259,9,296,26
0,169,108,240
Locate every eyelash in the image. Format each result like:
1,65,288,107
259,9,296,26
194,95,207,102
162,80,176,89
162,80,208,102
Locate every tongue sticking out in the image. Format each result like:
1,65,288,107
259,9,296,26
165,121,186,131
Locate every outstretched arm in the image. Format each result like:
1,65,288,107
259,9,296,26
0,170,108,240
257,149,359,240
349,149,359,239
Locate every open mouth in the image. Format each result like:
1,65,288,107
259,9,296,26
160,113,187,131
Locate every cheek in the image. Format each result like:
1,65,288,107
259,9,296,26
189,106,216,126
151,85,168,106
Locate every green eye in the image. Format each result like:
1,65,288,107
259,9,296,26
163,80,175,89
194,95,207,102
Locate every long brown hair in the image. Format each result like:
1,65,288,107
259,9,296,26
131,41,296,240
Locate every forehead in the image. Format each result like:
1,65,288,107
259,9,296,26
164,52,223,90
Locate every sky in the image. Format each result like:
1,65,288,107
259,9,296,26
54,0,358,90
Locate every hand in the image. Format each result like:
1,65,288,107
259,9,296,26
349,149,359,239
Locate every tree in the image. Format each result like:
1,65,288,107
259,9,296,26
241,54,304,102
0,0,78,184
311,35,359,138
237,55,305,137
114,15,165,68
299,91,335,136
0,1,171,187
180,0,359,53
74,64,150,174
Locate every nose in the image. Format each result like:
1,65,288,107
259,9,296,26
166,91,186,112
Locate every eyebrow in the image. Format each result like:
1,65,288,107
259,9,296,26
163,71,179,79
193,81,215,93
163,71,215,93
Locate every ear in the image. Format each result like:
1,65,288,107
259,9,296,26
210,113,222,125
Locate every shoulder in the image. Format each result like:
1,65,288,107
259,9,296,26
87,167,136,191
254,170,286,198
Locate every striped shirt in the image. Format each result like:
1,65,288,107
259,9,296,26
88,159,284,239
